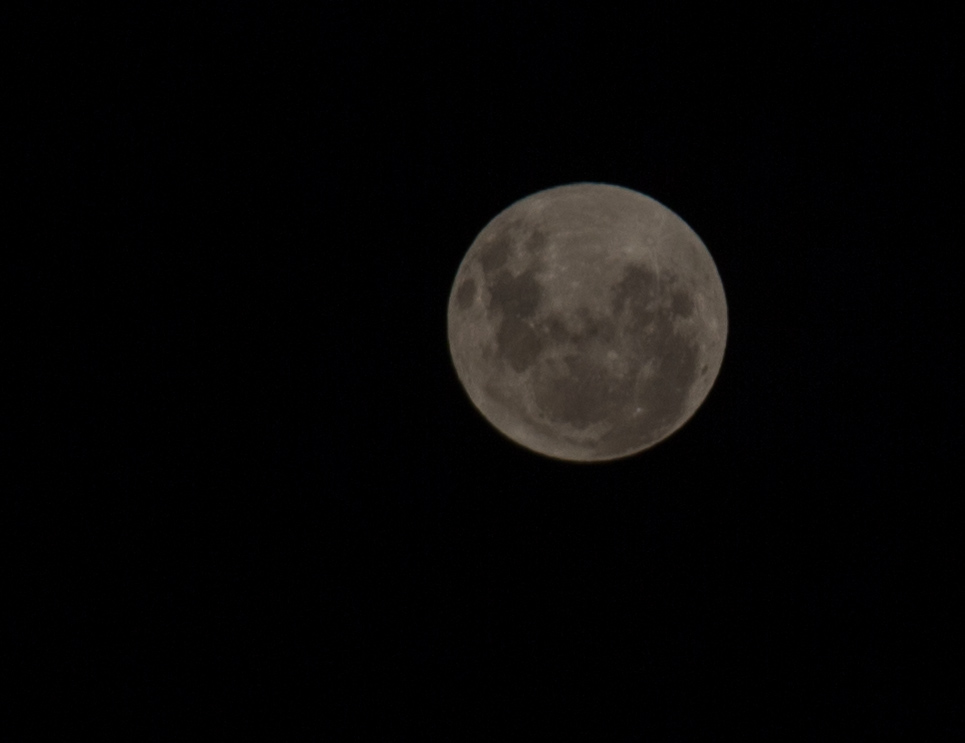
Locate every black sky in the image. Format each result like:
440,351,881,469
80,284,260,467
8,3,963,739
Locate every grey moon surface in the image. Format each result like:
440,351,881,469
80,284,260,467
447,183,728,462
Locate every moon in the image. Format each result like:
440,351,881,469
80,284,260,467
447,183,727,462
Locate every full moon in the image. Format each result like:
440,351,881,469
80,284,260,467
447,183,727,462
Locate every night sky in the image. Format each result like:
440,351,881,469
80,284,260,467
9,3,962,739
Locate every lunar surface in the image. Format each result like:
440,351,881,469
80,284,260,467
447,183,727,462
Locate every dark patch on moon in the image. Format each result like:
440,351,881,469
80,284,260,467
487,267,545,372
542,314,573,343
575,307,617,343
455,278,476,310
597,321,700,456
671,289,694,317
533,350,632,430
496,317,544,372
483,379,512,409
525,228,548,255
611,264,658,329
635,331,699,432
488,268,542,322
541,308,616,346
478,231,513,275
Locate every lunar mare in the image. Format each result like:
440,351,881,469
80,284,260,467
447,183,727,462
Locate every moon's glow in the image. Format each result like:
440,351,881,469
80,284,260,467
447,183,727,462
